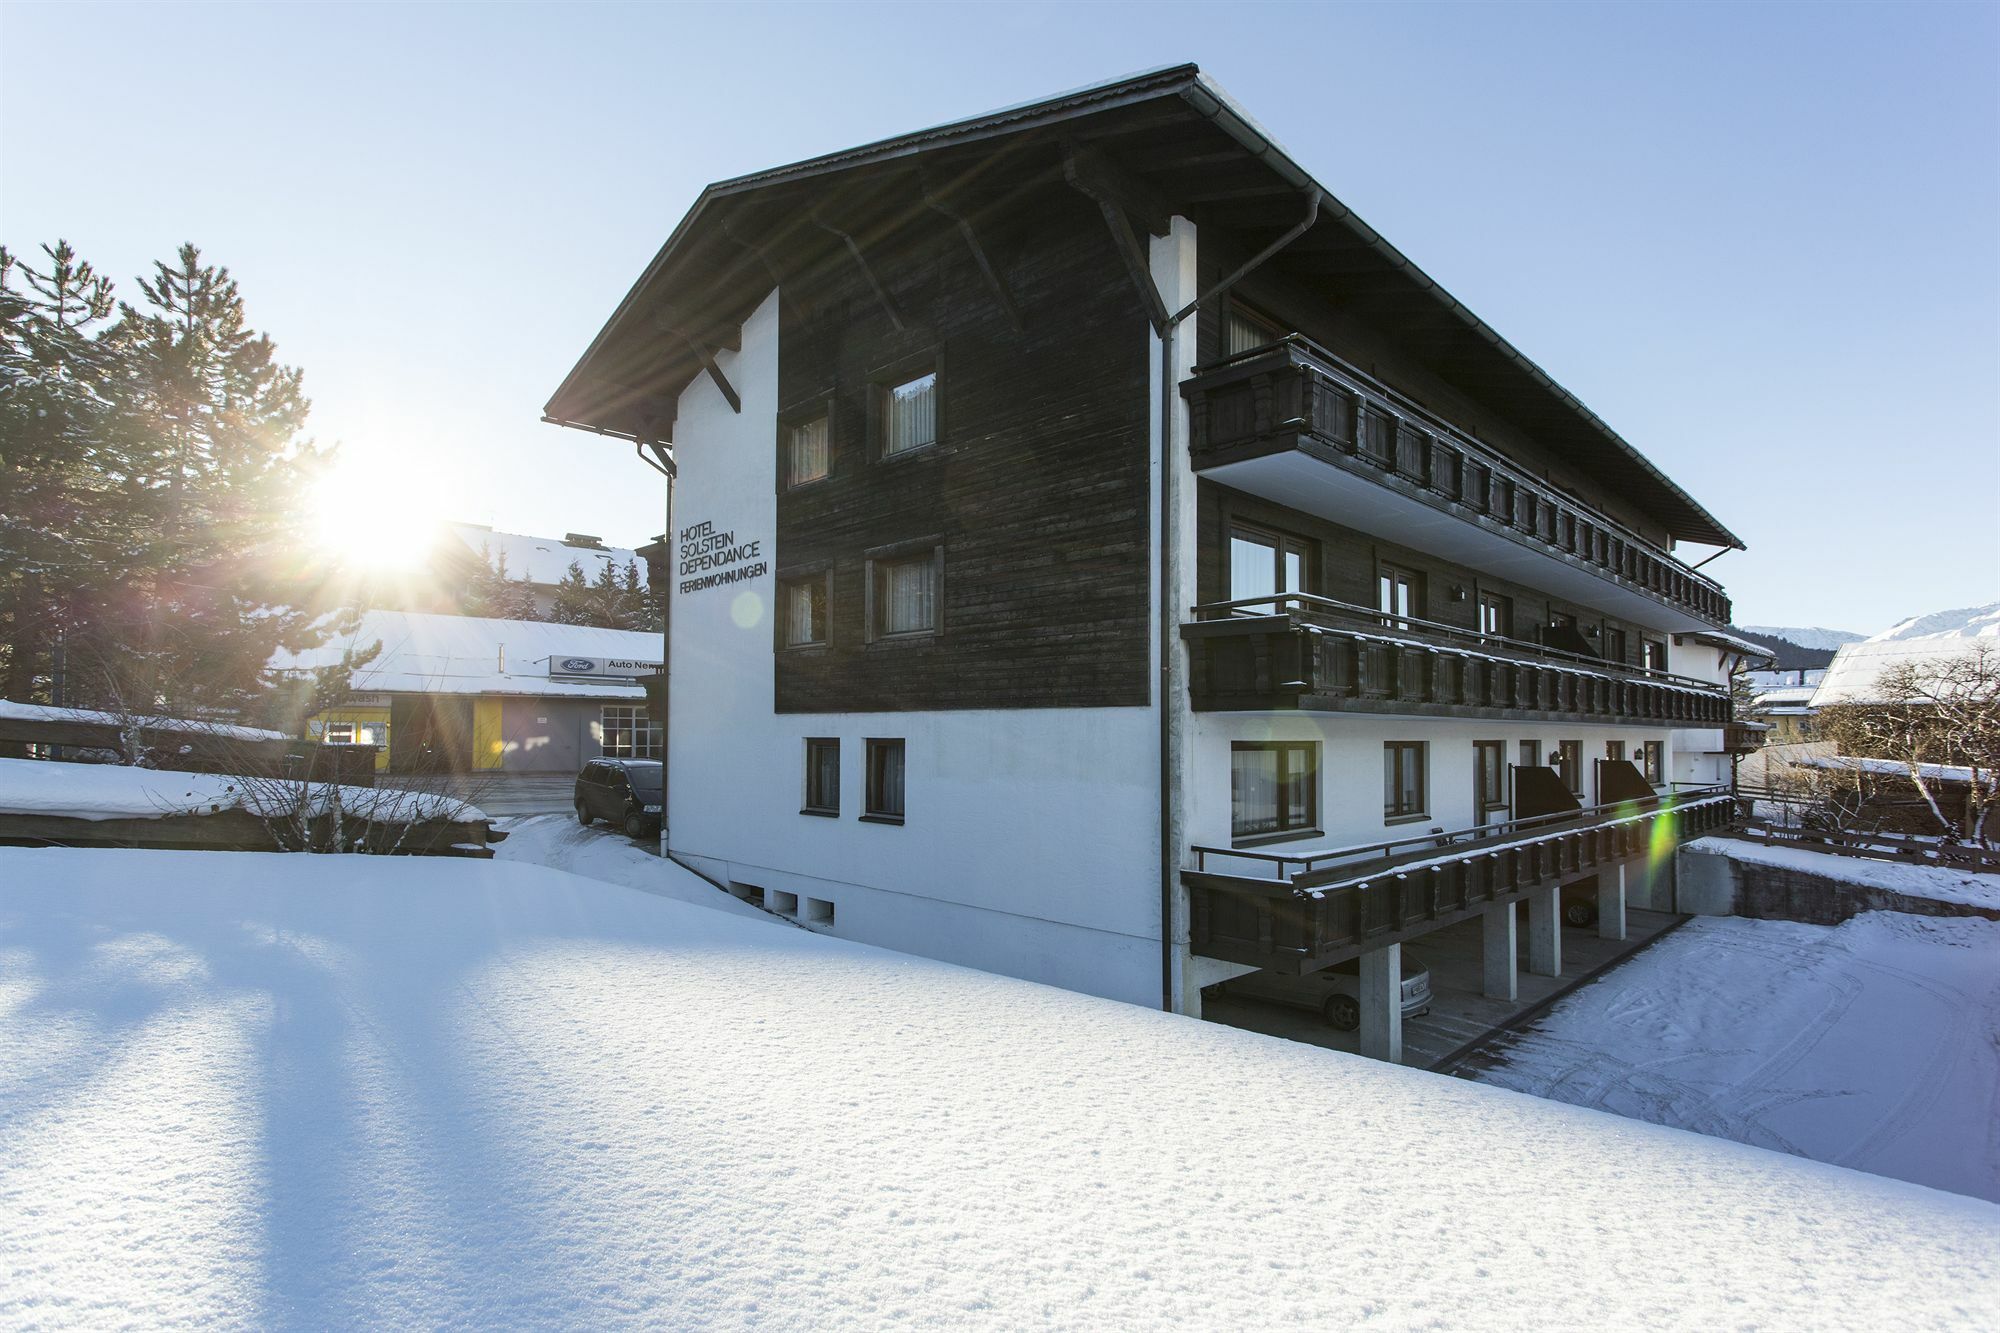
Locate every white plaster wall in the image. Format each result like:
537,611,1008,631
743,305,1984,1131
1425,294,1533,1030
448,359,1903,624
665,289,1166,1007
1184,714,1694,859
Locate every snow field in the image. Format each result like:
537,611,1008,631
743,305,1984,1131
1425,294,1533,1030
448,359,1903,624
2,847,1997,1329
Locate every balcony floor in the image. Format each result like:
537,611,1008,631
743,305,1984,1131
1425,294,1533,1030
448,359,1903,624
1200,906,1684,1068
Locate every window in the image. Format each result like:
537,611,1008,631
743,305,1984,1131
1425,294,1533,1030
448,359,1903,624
1603,627,1628,664
881,370,938,457
1474,740,1508,814
804,738,839,816
1641,740,1665,784
869,548,939,639
1377,564,1421,629
1642,639,1668,674
1519,740,1541,769
786,412,830,487
1224,302,1285,356
601,705,661,759
1231,741,1317,841
865,739,905,822
1228,523,1313,608
780,574,829,648
1477,591,1511,639
1383,742,1427,820
322,720,387,747
1606,740,1626,762
1556,739,1583,796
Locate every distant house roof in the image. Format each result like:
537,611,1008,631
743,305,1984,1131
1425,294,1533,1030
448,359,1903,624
1753,686,1818,708
270,610,660,699
449,524,646,588
1808,638,1994,708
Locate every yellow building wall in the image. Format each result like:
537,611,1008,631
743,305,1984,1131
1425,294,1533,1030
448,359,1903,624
311,706,392,772
473,698,505,771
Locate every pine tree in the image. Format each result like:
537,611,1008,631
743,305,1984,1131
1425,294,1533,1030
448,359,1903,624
2,239,346,721
0,242,121,711
625,559,661,632
591,559,628,629
550,559,597,626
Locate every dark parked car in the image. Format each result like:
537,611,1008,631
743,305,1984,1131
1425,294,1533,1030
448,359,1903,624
575,758,663,839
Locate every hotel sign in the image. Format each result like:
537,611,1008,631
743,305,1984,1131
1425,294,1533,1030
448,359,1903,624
678,517,767,595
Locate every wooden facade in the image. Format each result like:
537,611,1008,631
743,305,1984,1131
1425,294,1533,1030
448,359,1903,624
1182,339,1732,626
1186,788,1735,974
773,189,1152,713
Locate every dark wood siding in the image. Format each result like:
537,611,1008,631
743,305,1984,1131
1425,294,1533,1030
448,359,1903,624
775,188,1151,713
1197,480,1668,666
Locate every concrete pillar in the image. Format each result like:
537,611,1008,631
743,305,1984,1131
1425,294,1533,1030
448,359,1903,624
1358,942,1403,1064
1483,900,1518,1001
1598,863,1628,941
1527,884,1561,977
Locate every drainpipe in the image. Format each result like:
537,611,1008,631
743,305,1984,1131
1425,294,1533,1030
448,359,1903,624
1156,188,1321,1012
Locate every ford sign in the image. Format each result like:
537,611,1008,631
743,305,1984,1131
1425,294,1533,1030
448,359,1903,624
547,654,661,679
560,658,598,673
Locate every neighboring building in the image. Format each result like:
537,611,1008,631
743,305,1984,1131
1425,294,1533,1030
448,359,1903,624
272,610,661,774
543,66,1745,1049
447,523,647,618
1741,632,1837,694
1753,685,1819,744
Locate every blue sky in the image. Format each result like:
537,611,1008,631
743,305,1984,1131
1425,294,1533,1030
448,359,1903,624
3,1,1994,633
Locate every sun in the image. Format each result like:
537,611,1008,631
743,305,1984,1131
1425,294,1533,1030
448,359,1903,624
308,453,441,572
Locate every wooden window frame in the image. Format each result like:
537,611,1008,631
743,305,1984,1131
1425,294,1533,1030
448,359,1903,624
1376,561,1423,629
863,737,906,825
777,395,836,491
1222,297,1287,358
802,737,840,817
1230,740,1319,846
1519,739,1541,770
1556,739,1584,796
1383,740,1428,822
1473,740,1509,813
1476,590,1512,639
1605,740,1626,762
1641,739,1665,785
862,537,945,646
1226,520,1316,609
867,349,944,464
775,565,833,652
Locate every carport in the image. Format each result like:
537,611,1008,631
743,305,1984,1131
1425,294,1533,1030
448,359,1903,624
1202,906,1686,1067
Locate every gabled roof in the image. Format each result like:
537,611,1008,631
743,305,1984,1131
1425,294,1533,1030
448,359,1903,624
546,64,1741,550
449,524,645,588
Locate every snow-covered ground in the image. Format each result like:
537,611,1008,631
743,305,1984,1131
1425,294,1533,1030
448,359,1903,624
1687,834,2000,912
491,812,769,920
0,756,481,823
1468,912,2000,1203
3,849,1997,1328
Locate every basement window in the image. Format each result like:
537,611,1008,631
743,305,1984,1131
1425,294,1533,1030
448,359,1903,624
803,897,835,928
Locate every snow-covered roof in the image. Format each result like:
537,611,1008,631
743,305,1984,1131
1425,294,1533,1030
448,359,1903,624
450,523,646,588
1809,637,1995,708
1799,753,1984,786
1753,686,1818,707
269,609,659,699
3,846,1994,1325
0,756,482,821
1684,628,1774,660
0,699,289,742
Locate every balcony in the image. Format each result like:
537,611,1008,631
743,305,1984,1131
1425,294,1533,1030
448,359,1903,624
1183,593,1731,726
1180,337,1731,629
1186,787,1736,974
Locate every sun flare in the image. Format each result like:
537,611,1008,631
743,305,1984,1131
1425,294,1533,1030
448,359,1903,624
309,455,441,572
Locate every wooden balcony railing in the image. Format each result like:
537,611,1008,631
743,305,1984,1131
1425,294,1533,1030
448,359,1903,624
1183,593,1731,726
1186,788,1735,974
1181,336,1731,625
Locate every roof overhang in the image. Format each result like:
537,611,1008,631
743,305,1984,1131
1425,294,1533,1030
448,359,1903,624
546,64,1742,550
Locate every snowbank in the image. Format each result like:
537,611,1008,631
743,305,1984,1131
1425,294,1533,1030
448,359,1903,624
0,757,482,823
0,698,289,742
3,848,1996,1328
1470,913,2000,1204
1688,834,2000,911
490,812,767,920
